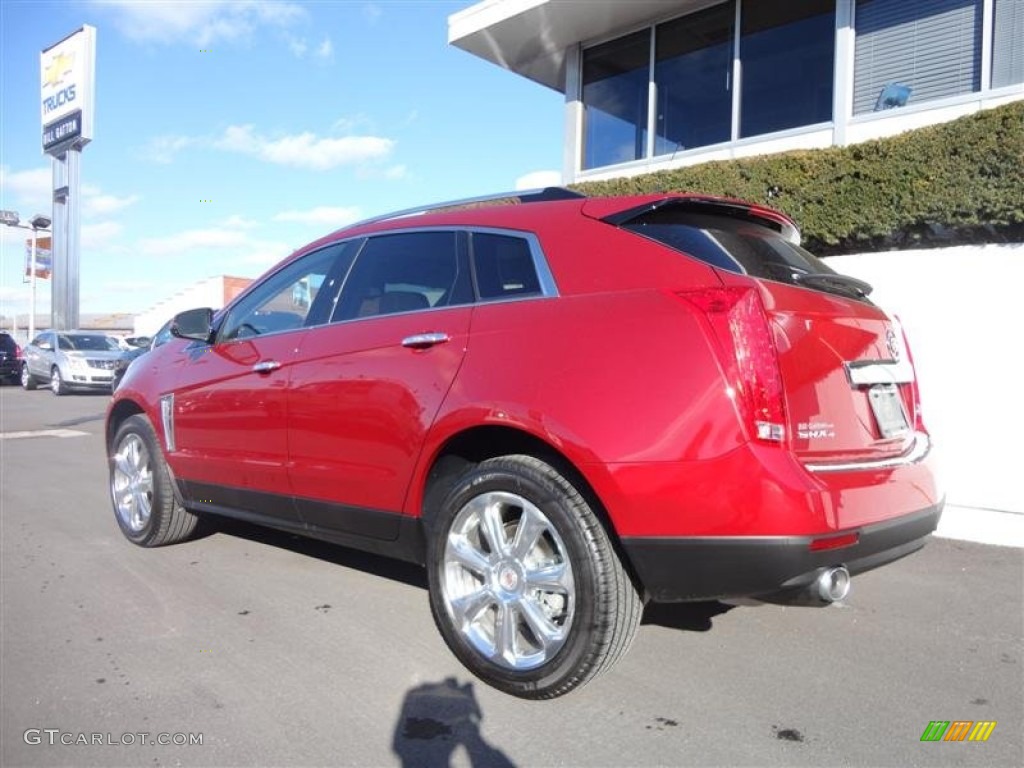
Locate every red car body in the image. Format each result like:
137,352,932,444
107,190,942,696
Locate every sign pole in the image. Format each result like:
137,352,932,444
41,24,94,332
30,229,38,341
51,152,68,330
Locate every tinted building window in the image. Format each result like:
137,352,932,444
654,3,735,154
740,0,836,137
853,0,982,114
992,0,1023,88
582,30,650,169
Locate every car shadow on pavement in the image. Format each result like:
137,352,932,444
205,516,429,590
392,677,516,768
641,600,734,631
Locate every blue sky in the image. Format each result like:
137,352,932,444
0,0,563,321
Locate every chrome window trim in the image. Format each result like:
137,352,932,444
209,226,562,339
804,431,930,473
465,226,560,300
337,225,561,298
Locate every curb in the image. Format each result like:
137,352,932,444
934,504,1024,548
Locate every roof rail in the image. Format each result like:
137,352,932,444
347,186,585,230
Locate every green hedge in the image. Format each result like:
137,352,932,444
572,101,1024,255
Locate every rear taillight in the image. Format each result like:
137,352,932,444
679,286,787,444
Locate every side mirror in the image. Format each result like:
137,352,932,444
171,308,215,342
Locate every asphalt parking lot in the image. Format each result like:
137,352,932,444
1,384,1021,767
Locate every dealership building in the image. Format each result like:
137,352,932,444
449,0,1023,182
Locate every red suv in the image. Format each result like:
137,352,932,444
107,189,942,699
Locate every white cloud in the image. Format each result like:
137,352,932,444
93,0,306,46
514,170,563,191
0,166,51,213
355,163,408,181
1,167,139,223
135,226,293,272
332,114,373,133
215,124,394,170
273,206,362,227
286,34,308,57
83,221,124,250
315,38,333,61
363,3,383,25
220,214,259,229
142,135,195,164
82,186,140,217
138,227,254,256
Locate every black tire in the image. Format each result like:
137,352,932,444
50,366,68,396
426,455,642,699
109,414,201,547
21,364,37,390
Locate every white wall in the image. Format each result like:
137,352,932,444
133,276,229,336
826,243,1024,513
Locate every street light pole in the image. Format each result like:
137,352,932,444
30,228,38,341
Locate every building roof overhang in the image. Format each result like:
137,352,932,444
448,0,704,92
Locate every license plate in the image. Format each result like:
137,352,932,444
868,384,910,439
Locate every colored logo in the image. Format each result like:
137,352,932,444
43,52,75,88
920,721,996,742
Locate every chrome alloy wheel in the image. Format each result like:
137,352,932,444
111,433,154,533
442,491,576,671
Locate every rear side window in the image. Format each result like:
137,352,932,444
471,233,541,301
621,207,852,293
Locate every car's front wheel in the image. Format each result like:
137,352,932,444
426,455,642,699
109,414,201,547
21,364,37,390
50,366,68,396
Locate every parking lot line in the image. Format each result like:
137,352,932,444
0,429,89,440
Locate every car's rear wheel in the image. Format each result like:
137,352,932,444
21,364,37,390
426,455,642,699
110,414,201,546
50,366,67,396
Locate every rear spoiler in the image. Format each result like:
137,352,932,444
583,195,802,245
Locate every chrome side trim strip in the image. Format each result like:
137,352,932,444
845,359,914,386
804,432,930,473
160,393,175,452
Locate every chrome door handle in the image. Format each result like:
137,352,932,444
252,360,282,373
401,333,450,349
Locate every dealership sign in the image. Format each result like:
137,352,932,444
40,25,95,155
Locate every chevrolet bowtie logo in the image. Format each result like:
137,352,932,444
43,52,74,88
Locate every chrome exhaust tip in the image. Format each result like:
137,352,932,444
815,566,851,603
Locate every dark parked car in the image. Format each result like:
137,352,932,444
0,331,21,384
22,330,127,395
107,188,942,698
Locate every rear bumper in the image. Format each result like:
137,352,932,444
621,501,943,602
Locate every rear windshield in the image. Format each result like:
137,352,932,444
621,208,869,301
